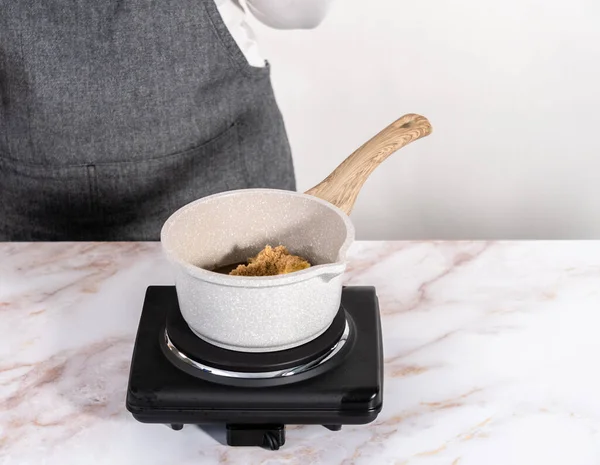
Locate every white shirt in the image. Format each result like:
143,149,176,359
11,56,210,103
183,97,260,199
214,0,335,67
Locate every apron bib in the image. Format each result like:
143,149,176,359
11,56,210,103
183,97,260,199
0,0,295,240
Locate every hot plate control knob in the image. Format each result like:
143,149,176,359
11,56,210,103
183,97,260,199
226,424,285,450
324,424,342,431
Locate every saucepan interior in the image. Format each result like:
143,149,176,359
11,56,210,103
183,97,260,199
161,189,354,285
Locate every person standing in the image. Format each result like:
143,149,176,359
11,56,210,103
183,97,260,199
0,0,334,240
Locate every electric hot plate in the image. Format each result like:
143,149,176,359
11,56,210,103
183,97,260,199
126,286,383,450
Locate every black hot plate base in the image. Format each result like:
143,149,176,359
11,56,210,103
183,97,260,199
126,286,383,449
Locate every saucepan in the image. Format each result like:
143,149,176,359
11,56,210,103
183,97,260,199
161,114,432,352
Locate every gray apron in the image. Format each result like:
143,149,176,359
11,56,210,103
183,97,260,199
0,0,295,241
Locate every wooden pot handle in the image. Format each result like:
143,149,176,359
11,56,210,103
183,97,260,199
304,113,432,215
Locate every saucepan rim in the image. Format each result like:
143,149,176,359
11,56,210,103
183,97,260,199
160,188,355,288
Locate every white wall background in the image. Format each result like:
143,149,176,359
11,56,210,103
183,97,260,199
248,0,600,239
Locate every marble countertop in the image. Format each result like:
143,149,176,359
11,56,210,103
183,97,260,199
1,241,600,465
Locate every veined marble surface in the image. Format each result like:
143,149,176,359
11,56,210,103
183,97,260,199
1,241,600,465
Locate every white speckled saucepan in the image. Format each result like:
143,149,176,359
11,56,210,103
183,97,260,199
161,114,433,352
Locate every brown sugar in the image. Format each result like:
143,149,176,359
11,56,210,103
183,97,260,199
229,245,311,276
